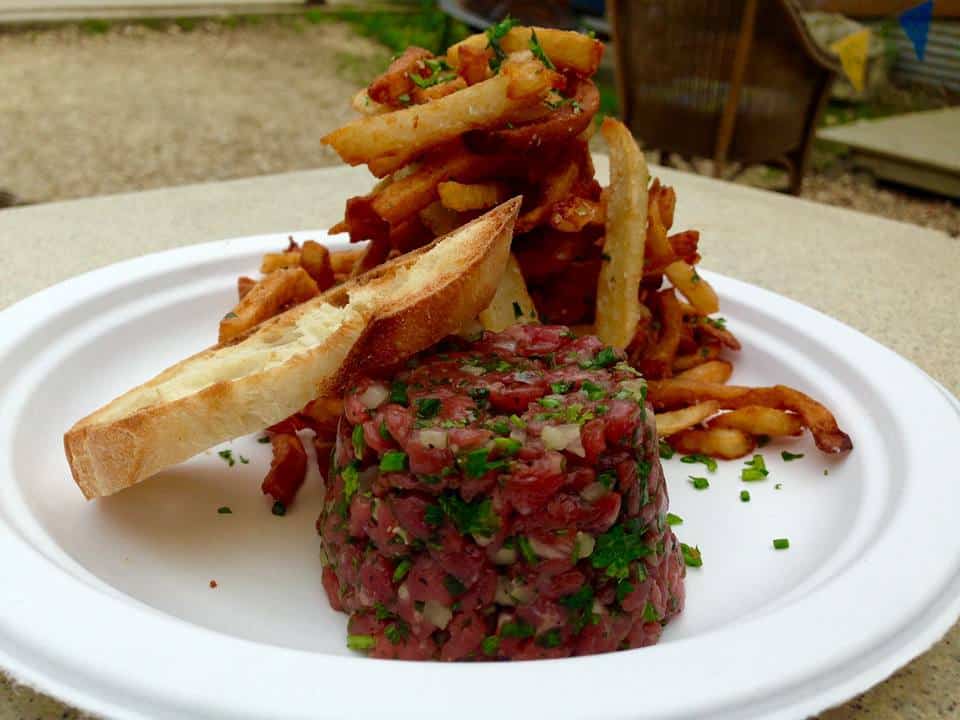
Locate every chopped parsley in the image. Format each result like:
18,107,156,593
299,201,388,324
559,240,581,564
680,543,703,567
512,301,523,319
741,454,769,482
392,558,412,582
397,93,411,105
379,450,408,473
223,311,238,320
642,601,660,623
389,380,409,405
438,492,499,537
665,512,683,526
351,423,365,459
493,437,521,455
781,451,804,462
509,414,526,429
500,619,535,639
517,535,538,564
415,397,442,419
379,420,392,441
490,418,510,435
689,476,709,490
257,436,271,444
740,490,751,502
774,483,783,490
581,380,605,401
659,440,676,459
342,462,360,503
384,622,410,645
579,346,618,369
425,504,445,527
272,501,286,516
239,455,249,464
559,585,593,609
681,453,718,473
462,448,508,478
346,634,375,651
597,470,616,489
485,15,516,71
528,29,556,70
705,316,727,330
536,628,563,648
591,521,651,581
773,537,790,550
443,574,468,597
218,449,236,467
410,58,456,89
824,468,829,476
551,381,573,394
481,635,500,656
217,506,232,514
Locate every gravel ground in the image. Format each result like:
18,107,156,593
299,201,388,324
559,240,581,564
1,18,958,241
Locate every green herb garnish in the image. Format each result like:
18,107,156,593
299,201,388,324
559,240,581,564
581,380,605,401
681,453,718,473
551,381,573,394
346,634,375,651
741,454,769,482
438,492,499,537
384,622,409,645
500,619,535,639
218,449,235,467
481,635,500,656
512,300,523,318
773,537,790,550
485,15,516,71
689,476,709,490
680,543,702,567
659,440,676,459
342,462,360,503
389,380,409,405
536,628,562,648
740,490,751,502
528,28,556,70
579,346,618,369
665,512,683,526
393,558,412,582
591,521,651,581
379,450,408,473
642,601,660,623
415,397,442,419
517,535,538,564
781,451,804,462
217,506,232,514
352,423,365,459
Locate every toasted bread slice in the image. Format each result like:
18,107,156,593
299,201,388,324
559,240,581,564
65,198,520,499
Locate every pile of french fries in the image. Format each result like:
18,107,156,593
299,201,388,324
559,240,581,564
221,21,851,509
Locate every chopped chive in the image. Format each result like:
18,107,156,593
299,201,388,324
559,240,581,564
642,601,660,623
389,380,409,405
481,635,500,656
238,455,249,464
781,451,804,462
346,634,376,651
218,449,235,467
351,423,365,459
741,454,769,482
550,381,573,394
681,453,717,473
823,468,829,476
680,543,702,567
380,450,408,473
689,476,709,490
665,512,683,526
272,501,286,516
658,440,676,459
774,483,783,490
739,490,750,502
517,535,537,564
415,397,442,419
257,436,271,444
773,537,790,550
217,506,232,514
393,558,412,582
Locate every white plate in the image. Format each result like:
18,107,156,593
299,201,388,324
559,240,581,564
1,232,959,720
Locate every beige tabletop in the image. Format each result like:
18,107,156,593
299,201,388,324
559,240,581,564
1,159,958,719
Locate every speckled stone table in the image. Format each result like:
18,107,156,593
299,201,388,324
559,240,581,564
1,160,958,719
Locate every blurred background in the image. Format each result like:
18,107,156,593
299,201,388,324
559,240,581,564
1,0,957,235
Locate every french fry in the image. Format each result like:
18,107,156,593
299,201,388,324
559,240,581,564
655,401,720,437
638,289,683,379
670,427,756,459
456,42,493,85
367,46,433,106
351,89,390,116
665,259,719,315
350,238,391,278
695,316,741,350
479,254,539,331
594,118,648,350
412,76,467,104
418,200,463,236
438,181,510,212
672,344,723,371
448,26,604,77
260,250,301,274
710,406,803,437
261,433,308,508
516,155,581,233
219,267,318,343
300,240,335,291
330,248,364,275
322,57,557,166
549,195,603,232
237,275,255,301
675,360,733,384
644,183,675,267
646,379,853,454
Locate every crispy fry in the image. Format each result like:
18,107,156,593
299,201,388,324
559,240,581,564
261,433,308,508
350,238,391,278
322,56,557,166
418,200,463,236
219,267,319,343
549,195,603,232
646,379,852,454
655,401,720,437
456,42,493,85
695,316,741,350
351,89,390,116
675,360,733,383
237,275,255,301
594,118,648,350
710,406,803,437
300,240,335,291
479,254,539,331
389,215,433,253
516,154,580,233
673,344,723,371
670,427,756,459
448,26,604,77
260,250,300,274
644,183,674,267
367,46,433,106
330,248,364,275
343,195,390,244
438,181,510,212
313,436,336,482
665,260,719,315
412,76,467,104
638,289,683,379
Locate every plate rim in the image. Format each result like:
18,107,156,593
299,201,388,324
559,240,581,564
1,230,959,720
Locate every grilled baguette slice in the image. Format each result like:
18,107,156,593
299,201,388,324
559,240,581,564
65,198,520,499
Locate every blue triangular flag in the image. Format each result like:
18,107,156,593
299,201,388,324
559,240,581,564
899,0,934,61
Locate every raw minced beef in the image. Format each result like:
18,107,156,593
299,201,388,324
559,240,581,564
318,324,685,660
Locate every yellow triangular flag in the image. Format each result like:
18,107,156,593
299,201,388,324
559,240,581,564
830,28,871,92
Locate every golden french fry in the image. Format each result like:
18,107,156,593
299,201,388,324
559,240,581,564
438,181,510,212
300,240,335,291
670,427,756,459
351,89,390,116
549,196,603,232
655,401,720,437
710,406,803,437
479,254,539,331
260,250,300,274
665,259,719,315
675,360,733,384
322,57,557,166
237,276,255,301
219,267,319,343
329,249,364,275
637,289,683,379
448,26,604,77
515,156,580,233
672,344,722,371
418,200,463,236
595,117,648,350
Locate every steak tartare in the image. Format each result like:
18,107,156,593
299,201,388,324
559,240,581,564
318,324,685,660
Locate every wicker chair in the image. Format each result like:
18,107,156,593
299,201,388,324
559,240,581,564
609,0,840,194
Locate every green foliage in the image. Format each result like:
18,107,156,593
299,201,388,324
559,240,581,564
328,0,471,56
80,19,111,34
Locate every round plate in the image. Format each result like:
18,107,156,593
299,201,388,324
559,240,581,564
1,232,959,720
